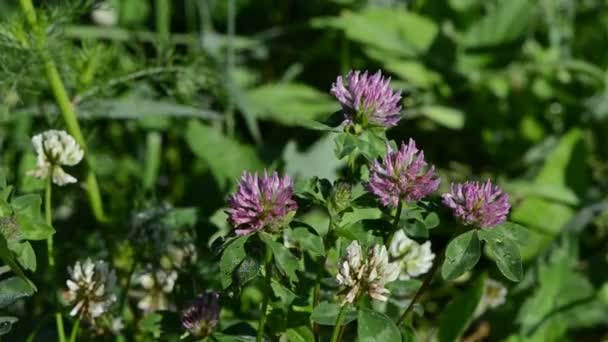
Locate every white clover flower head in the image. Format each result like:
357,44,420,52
389,230,435,280
64,258,117,322
133,269,178,312
336,241,399,303
475,278,507,317
28,130,84,186
91,1,118,27
166,242,198,269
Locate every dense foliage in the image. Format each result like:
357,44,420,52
1,0,608,341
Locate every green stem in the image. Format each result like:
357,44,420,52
68,318,80,342
225,0,236,137
155,0,171,44
45,175,54,267
329,304,348,342
397,248,445,326
387,200,403,247
55,312,66,342
256,246,273,342
18,0,108,223
44,176,66,342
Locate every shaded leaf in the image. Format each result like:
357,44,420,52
219,236,250,289
438,275,486,342
442,231,481,280
310,302,357,325
357,308,401,342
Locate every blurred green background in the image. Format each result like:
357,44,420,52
1,0,608,340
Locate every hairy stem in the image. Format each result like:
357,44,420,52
397,249,445,326
329,304,348,342
18,0,108,223
256,246,273,342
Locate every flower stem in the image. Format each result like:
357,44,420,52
387,200,403,247
397,248,445,326
18,0,108,223
256,245,273,342
55,313,66,342
68,318,80,342
44,176,67,342
45,175,54,267
329,304,348,342
312,220,334,338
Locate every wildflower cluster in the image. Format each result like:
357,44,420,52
18,68,524,342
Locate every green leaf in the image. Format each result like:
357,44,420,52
247,83,336,126
212,332,256,341
219,236,250,289
438,275,486,342
9,241,36,272
0,235,33,289
357,308,401,342
463,0,535,48
138,313,162,338
287,227,325,257
271,279,297,309
260,233,302,284
0,316,17,336
310,302,357,325
283,134,345,182
493,222,529,247
285,326,314,342
424,212,440,229
15,213,54,241
419,106,465,130
314,8,438,57
235,256,261,287
442,231,481,280
478,229,523,281
185,120,263,189
0,277,34,308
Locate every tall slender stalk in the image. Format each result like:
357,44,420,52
45,175,54,267
329,304,348,342
397,247,445,326
43,174,66,342
18,0,108,223
256,245,273,342
225,0,236,137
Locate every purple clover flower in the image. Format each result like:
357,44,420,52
368,139,440,208
331,70,402,128
181,292,221,338
441,180,510,228
227,170,298,236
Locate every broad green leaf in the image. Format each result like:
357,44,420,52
271,279,297,309
493,222,529,247
138,313,162,338
235,256,261,287
287,227,325,257
0,277,34,308
438,275,486,342
419,106,465,130
424,212,440,229
219,236,250,289
9,242,36,272
314,9,438,57
535,129,588,193
442,231,481,280
0,235,33,289
357,308,401,342
463,0,535,48
260,233,302,284
285,326,314,342
310,302,357,325
15,213,54,241
185,120,263,189
10,194,40,217
283,134,345,182
80,97,220,121
478,229,523,281
0,316,17,336
248,83,336,126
